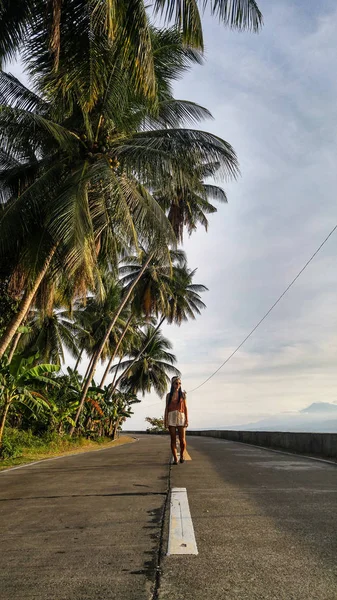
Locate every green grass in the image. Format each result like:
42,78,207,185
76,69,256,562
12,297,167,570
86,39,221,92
0,428,135,470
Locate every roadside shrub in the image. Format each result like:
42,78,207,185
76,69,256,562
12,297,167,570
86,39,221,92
145,416,165,433
0,434,22,458
0,428,43,458
0,427,112,462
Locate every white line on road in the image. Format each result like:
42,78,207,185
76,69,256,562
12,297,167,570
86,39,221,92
167,487,198,555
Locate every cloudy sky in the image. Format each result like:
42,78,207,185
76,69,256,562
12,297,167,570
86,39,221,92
10,0,337,429
126,0,337,429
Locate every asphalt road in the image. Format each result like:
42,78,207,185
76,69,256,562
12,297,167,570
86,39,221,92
1,434,337,600
161,435,337,600
0,436,169,600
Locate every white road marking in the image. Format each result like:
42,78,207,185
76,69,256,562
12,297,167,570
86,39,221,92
167,487,198,555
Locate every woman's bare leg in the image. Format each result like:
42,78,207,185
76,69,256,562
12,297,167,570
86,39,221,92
177,426,186,461
169,426,178,462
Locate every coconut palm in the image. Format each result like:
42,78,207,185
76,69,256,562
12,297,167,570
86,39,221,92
112,252,207,390
119,248,207,329
111,326,180,397
69,276,139,385
1,38,240,425
107,247,183,393
76,277,124,362
119,248,187,320
70,251,157,433
0,25,241,444
155,161,228,243
166,263,207,325
0,27,239,360
99,312,152,388
18,308,81,366
0,0,263,100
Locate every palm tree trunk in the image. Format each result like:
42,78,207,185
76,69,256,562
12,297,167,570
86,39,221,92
111,316,166,393
0,245,57,360
83,351,96,381
74,346,84,372
7,331,22,363
69,253,154,436
110,355,123,389
6,311,31,364
99,315,132,388
0,401,11,446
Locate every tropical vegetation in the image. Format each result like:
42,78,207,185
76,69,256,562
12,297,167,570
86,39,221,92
145,415,165,433
0,0,262,459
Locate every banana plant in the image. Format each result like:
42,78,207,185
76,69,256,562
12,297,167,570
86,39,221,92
0,354,60,448
47,397,78,435
105,391,140,439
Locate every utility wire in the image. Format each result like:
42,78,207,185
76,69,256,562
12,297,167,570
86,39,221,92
189,223,337,393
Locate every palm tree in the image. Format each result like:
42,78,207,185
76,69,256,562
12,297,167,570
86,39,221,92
0,27,239,359
119,248,187,320
72,276,125,368
0,24,242,443
0,238,60,360
112,252,207,390
99,313,141,388
18,308,81,366
155,161,228,243
166,263,208,325
0,1,263,100
70,251,156,434
111,326,180,397
0,33,240,439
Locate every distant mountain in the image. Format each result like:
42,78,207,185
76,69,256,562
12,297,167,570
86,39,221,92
214,402,337,433
299,402,337,414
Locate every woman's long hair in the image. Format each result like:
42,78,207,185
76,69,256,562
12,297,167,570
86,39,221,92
168,379,185,404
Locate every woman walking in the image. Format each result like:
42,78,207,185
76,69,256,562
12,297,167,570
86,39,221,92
164,376,188,464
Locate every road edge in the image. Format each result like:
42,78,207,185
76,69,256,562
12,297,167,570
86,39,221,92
0,435,138,473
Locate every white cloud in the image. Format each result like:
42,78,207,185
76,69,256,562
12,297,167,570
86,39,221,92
128,0,337,429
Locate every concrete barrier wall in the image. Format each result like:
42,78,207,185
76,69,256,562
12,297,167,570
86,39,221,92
187,430,337,459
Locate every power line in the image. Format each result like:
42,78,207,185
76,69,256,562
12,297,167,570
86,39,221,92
188,223,337,393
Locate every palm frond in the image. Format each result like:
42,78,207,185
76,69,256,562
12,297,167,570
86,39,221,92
154,0,262,45
208,0,263,32
203,183,228,203
142,99,213,130
0,105,80,155
0,71,49,113
154,0,203,48
0,0,34,66
116,128,239,182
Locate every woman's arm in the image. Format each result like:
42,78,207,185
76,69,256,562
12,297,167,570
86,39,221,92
183,394,188,427
164,394,169,428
